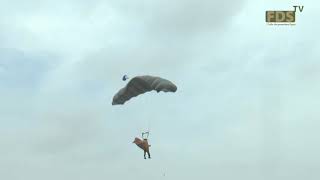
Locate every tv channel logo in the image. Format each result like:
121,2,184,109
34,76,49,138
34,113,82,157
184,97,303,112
266,6,304,25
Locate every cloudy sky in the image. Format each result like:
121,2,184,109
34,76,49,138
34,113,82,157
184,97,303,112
1,0,319,180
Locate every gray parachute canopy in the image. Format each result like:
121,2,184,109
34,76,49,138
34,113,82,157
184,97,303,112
112,75,177,105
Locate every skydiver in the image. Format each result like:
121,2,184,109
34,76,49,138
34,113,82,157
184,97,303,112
132,132,151,159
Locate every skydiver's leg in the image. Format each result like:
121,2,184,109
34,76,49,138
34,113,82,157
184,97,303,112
147,151,151,159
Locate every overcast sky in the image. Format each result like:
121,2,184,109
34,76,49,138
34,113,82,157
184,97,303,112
0,0,319,180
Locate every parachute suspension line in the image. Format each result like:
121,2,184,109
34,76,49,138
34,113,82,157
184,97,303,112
142,120,150,139
112,75,177,139
144,94,151,139
138,93,151,140
142,131,149,139
147,118,150,133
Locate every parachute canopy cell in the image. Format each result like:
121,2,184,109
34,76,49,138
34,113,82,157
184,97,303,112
112,75,177,105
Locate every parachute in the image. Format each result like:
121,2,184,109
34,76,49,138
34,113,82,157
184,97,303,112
112,75,177,105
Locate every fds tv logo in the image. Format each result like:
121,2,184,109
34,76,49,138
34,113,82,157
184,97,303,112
266,6,304,25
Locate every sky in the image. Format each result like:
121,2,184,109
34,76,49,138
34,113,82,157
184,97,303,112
0,0,320,180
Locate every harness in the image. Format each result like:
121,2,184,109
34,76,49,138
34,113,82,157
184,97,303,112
142,131,150,140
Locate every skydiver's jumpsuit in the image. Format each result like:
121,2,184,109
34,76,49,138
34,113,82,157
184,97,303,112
143,139,151,159
135,138,151,159
142,133,151,159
